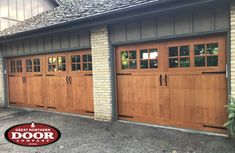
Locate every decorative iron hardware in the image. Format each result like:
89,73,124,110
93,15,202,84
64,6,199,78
159,74,163,86
165,74,168,86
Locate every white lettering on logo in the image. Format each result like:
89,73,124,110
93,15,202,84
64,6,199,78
11,132,22,139
11,132,54,140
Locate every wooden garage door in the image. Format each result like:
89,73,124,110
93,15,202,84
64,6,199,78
116,35,227,133
7,50,94,116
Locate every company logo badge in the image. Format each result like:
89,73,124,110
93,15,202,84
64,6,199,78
5,122,61,147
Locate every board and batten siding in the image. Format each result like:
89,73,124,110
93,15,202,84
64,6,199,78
231,2,235,97
1,29,90,57
110,5,229,44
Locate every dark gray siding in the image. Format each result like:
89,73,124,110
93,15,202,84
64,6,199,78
1,29,90,57
110,5,229,44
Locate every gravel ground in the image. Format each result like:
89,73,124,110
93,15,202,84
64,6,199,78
0,107,234,153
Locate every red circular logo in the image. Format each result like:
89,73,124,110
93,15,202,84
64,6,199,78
5,122,61,147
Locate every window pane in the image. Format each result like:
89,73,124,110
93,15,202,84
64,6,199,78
10,61,15,73
121,61,129,69
194,44,205,56
83,63,88,70
207,43,219,55
195,57,205,67
140,60,148,69
129,51,136,59
83,55,88,62
16,60,22,67
121,51,128,61
207,56,218,66
48,57,56,64
72,64,76,71
150,60,158,68
130,60,137,69
169,47,178,57
150,49,158,59
59,57,66,63
33,58,40,65
180,58,190,67
88,63,92,70
72,55,80,63
26,59,32,65
34,66,40,72
58,64,66,71
87,54,92,62
140,50,148,59
17,67,22,72
77,64,81,70
180,46,189,56
49,65,56,72
26,59,32,72
169,58,178,68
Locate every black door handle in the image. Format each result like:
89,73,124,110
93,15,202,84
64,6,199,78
69,76,72,84
165,75,167,86
24,76,26,83
159,74,162,86
22,76,24,83
66,76,69,84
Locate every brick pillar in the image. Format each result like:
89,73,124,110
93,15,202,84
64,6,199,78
0,56,6,107
91,26,114,121
231,2,235,97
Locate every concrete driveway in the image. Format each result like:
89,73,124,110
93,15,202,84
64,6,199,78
0,107,234,153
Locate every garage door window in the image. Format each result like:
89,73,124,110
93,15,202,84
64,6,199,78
33,58,40,72
58,57,66,71
83,54,92,71
26,59,33,72
194,43,218,67
169,46,190,68
121,50,137,69
140,49,158,69
71,55,81,71
16,60,22,72
48,56,66,72
10,60,16,73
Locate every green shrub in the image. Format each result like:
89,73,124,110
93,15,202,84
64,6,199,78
224,96,235,137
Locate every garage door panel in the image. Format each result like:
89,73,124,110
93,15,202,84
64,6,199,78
169,74,227,126
169,75,204,123
8,77,24,104
202,74,227,127
116,35,227,133
27,76,45,107
47,76,68,109
118,75,163,118
70,76,93,112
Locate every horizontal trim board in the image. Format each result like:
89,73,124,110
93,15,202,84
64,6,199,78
112,30,228,46
3,46,91,58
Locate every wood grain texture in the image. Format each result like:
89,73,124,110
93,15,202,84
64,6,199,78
116,35,227,133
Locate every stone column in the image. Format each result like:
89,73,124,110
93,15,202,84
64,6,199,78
231,2,235,97
91,26,114,121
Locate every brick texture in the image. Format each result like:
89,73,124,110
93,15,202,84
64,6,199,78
91,26,113,121
231,2,235,96
0,56,5,107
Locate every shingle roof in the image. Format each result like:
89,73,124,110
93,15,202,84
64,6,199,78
0,0,164,37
